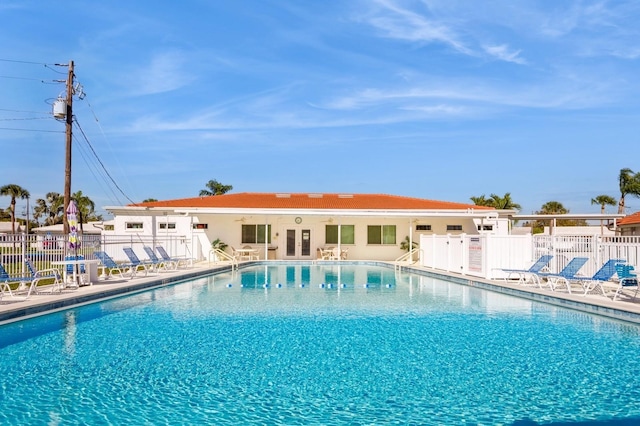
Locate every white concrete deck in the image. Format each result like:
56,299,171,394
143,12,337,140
1,261,639,326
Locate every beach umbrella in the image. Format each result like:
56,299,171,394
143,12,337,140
67,200,79,251
67,200,80,286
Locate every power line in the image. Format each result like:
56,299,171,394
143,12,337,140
73,117,136,204
0,126,62,132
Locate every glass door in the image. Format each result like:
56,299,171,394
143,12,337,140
284,228,312,259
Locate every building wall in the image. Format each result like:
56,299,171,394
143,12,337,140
107,212,507,261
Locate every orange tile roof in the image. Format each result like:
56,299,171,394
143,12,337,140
618,211,640,226
130,192,494,211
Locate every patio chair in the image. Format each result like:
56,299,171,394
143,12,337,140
143,246,169,271
122,248,153,277
499,255,554,287
156,246,190,269
536,257,589,292
242,245,259,261
93,251,133,279
581,258,627,297
610,263,638,301
330,247,341,261
1,258,63,299
317,247,331,260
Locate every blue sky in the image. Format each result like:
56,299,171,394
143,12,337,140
1,0,640,219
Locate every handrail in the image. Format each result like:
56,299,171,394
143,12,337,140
209,249,238,270
394,248,420,272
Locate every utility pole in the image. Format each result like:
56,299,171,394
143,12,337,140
63,60,74,235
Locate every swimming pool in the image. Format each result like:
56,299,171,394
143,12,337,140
1,263,639,425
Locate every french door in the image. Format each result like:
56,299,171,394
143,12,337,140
284,228,313,259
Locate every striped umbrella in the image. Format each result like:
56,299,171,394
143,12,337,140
67,200,79,251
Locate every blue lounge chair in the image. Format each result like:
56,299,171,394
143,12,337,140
122,248,153,277
536,257,589,292
611,263,638,301
1,258,63,299
94,251,133,279
143,246,169,271
156,246,189,269
581,258,627,297
500,255,553,287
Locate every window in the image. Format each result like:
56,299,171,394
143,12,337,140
477,225,493,231
416,225,431,231
446,225,463,231
241,224,271,244
193,223,208,229
125,222,143,230
104,224,114,231
367,225,396,245
325,225,355,244
159,223,176,230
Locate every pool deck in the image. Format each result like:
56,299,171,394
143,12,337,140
1,261,640,325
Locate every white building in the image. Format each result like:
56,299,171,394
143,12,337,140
105,192,511,261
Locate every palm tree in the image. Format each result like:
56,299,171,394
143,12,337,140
591,194,617,235
591,195,617,214
32,197,48,225
470,195,491,206
0,184,30,235
33,192,64,225
200,179,233,196
488,193,521,211
72,190,96,224
617,168,640,214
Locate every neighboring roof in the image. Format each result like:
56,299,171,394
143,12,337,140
0,222,22,233
127,192,494,211
31,222,104,234
618,211,640,226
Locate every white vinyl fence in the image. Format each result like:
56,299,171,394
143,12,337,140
419,233,640,280
0,233,197,280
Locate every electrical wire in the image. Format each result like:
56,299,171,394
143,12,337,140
72,116,136,204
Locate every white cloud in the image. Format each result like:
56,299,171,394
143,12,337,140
361,0,472,55
131,51,194,96
483,44,526,64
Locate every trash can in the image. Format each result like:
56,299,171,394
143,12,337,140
268,247,277,260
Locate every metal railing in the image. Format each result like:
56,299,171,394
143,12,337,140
0,233,196,282
208,248,238,271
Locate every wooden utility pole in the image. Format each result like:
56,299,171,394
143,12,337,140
63,60,74,234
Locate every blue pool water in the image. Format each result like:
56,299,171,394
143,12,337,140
1,264,640,425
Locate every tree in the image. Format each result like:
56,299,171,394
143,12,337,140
530,200,586,233
200,180,233,196
142,198,158,203
591,194,617,235
488,193,521,211
33,192,64,226
470,195,491,206
617,168,640,214
470,193,521,210
591,195,617,214
72,190,97,223
0,184,30,234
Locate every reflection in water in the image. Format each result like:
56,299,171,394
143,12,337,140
63,310,76,357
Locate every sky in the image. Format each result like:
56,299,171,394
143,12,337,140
1,0,640,220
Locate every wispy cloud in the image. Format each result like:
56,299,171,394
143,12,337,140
483,44,526,64
360,0,472,55
130,51,193,96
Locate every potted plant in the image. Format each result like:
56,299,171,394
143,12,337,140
211,238,228,252
399,236,417,252
210,238,228,262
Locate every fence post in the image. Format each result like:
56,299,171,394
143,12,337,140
21,232,26,279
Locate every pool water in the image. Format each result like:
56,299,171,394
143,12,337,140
1,264,640,425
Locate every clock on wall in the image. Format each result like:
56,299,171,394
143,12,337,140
295,217,302,224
